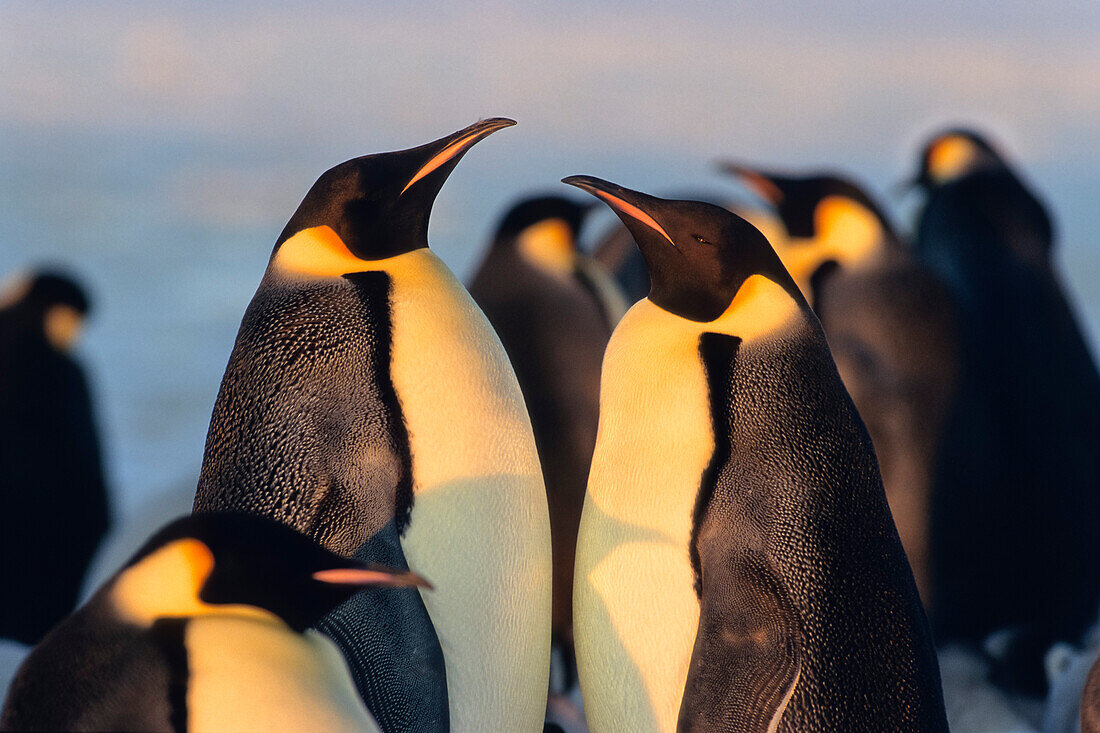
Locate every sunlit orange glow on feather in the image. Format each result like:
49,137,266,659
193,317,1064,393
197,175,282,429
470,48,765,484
110,539,273,624
273,225,365,278
927,135,978,184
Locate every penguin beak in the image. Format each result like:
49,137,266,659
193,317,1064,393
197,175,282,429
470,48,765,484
561,175,677,249
401,117,517,195
313,563,433,590
715,162,785,205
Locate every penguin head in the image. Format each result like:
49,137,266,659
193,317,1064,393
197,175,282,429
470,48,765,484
562,175,799,323
109,513,430,632
717,165,897,293
913,128,1004,188
0,270,91,351
272,118,515,275
491,195,592,275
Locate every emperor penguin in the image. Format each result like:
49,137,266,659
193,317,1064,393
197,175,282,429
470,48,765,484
0,270,110,645
192,119,552,731
468,195,627,687
1,513,428,732
908,129,1100,691
716,165,960,609
562,175,948,732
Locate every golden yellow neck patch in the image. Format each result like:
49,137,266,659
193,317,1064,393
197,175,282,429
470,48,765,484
110,539,273,626
773,196,882,294
517,218,577,276
927,135,979,184
44,305,83,351
273,225,367,279
711,274,801,343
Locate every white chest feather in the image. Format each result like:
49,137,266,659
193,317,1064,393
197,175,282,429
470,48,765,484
186,617,380,733
367,249,552,731
575,299,713,733
575,281,801,733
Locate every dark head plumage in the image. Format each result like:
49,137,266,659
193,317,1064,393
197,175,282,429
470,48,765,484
562,175,796,322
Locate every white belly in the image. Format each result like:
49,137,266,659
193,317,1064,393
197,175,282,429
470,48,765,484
376,248,552,731
187,616,381,733
574,298,713,733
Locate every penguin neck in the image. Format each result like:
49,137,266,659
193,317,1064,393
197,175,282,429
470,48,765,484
780,220,886,297
702,274,805,344
109,539,277,627
271,225,431,280
783,231,884,297
513,218,578,278
925,135,984,185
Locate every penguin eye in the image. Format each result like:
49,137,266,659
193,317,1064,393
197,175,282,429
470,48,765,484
692,235,713,246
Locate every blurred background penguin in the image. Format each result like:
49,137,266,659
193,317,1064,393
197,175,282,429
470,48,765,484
0,270,109,647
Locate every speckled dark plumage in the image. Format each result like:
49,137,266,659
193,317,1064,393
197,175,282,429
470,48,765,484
196,272,410,548
193,272,447,730
681,325,948,732
1,599,179,732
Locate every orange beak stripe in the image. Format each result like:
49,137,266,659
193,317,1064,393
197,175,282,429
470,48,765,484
313,567,433,589
592,190,677,249
400,131,484,195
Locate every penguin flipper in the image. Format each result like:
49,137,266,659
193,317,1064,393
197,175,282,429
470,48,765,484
677,550,801,733
314,521,449,733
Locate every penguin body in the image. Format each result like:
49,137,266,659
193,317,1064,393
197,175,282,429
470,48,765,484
911,129,1100,684
193,119,552,730
0,271,109,646
718,167,960,607
564,176,947,732
469,195,625,674
1,513,429,732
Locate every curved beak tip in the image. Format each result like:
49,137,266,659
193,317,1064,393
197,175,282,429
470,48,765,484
561,175,604,192
479,117,517,132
